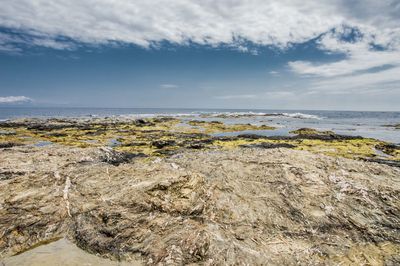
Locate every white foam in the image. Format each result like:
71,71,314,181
82,111,323,120
280,112,323,120
193,111,323,119
116,113,198,119
202,111,269,117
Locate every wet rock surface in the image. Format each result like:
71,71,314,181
275,128,363,141
1,238,137,266
1,145,400,265
363,158,400,168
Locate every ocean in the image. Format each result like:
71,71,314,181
1,107,399,143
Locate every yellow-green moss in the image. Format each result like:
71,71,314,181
212,137,397,161
213,138,294,149
294,138,384,159
213,139,258,149
0,128,36,145
187,120,275,133
331,242,400,266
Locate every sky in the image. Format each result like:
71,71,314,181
0,0,399,111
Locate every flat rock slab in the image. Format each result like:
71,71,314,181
0,145,400,265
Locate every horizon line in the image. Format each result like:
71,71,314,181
0,106,399,113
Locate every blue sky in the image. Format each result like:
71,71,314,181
0,1,399,111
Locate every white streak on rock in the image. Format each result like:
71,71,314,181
63,176,71,217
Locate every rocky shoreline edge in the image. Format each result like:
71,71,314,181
1,117,399,167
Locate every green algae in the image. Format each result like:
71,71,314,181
212,136,399,161
187,120,275,133
294,138,383,159
213,138,297,151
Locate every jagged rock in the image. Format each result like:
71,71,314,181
363,158,400,168
151,140,176,149
290,127,335,135
98,147,146,166
0,170,25,181
237,133,266,139
135,119,154,126
0,142,22,148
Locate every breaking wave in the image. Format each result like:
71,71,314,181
280,112,323,120
85,111,323,120
190,111,323,120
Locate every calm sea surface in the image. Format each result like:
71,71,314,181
1,107,399,143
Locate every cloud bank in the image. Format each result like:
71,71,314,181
0,0,399,105
0,96,33,103
0,0,398,50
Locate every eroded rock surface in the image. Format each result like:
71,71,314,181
1,145,399,265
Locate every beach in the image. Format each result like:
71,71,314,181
0,114,399,265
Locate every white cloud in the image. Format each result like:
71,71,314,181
160,84,179,89
0,1,398,55
0,0,397,50
215,94,257,100
215,91,294,100
0,0,399,85
305,66,400,94
0,31,75,52
1,1,398,73
0,96,33,103
287,20,400,96
31,38,75,50
288,28,400,78
0,32,22,52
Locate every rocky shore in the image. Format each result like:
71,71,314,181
0,117,399,164
1,117,400,265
